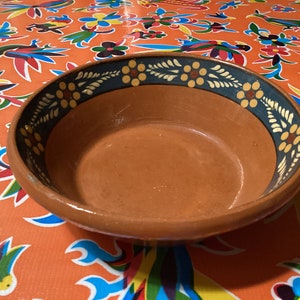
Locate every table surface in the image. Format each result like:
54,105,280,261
1,0,300,299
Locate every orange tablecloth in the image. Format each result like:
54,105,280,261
1,0,300,299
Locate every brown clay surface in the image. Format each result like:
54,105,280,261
45,85,276,221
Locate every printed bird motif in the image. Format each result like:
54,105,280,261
206,12,236,20
0,238,28,296
0,39,66,80
0,0,74,19
179,37,251,65
135,37,250,65
27,14,72,34
249,10,300,30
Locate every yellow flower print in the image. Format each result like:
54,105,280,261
279,124,300,153
85,13,122,28
20,125,44,155
180,61,207,88
122,60,147,87
56,81,81,109
236,81,264,108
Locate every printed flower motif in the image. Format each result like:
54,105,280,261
140,11,172,29
20,125,44,155
180,61,207,88
236,81,264,108
279,124,300,153
259,34,289,46
122,60,146,86
273,276,300,300
81,12,122,28
261,45,290,56
56,81,81,109
92,41,128,58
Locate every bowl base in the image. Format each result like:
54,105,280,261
68,121,244,219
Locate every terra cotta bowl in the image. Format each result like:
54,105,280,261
7,53,300,243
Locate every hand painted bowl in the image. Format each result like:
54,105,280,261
7,53,300,243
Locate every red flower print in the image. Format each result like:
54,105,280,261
261,45,289,56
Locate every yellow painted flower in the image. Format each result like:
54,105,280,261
20,125,44,155
85,13,122,28
180,61,207,88
236,81,264,108
279,124,300,153
122,60,147,86
56,81,81,109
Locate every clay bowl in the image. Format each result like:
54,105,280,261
7,53,300,244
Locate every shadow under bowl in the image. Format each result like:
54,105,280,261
7,53,300,243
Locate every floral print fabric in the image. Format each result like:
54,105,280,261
0,0,300,298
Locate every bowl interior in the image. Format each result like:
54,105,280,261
45,85,276,220
10,54,300,240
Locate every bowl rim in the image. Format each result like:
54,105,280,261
7,52,300,241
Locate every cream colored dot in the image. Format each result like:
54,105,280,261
188,80,195,88
293,136,300,145
237,91,245,99
290,124,298,134
138,73,146,81
281,132,289,141
284,144,292,153
34,133,41,141
37,143,44,152
180,74,188,81
279,142,286,151
131,78,140,86
70,100,77,108
20,128,27,136
255,90,264,99
199,68,207,76
250,99,258,108
243,82,251,91
25,125,32,134
24,138,32,147
240,99,249,108
252,81,260,90
128,60,137,68
73,92,81,101
68,82,76,91
192,61,200,69
137,64,145,72
122,66,130,74
56,90,64,99
196,77,204,85
61,99,68,108
33,146,40,155
122,75,131,84
184,65,191,72
59,81,66,90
